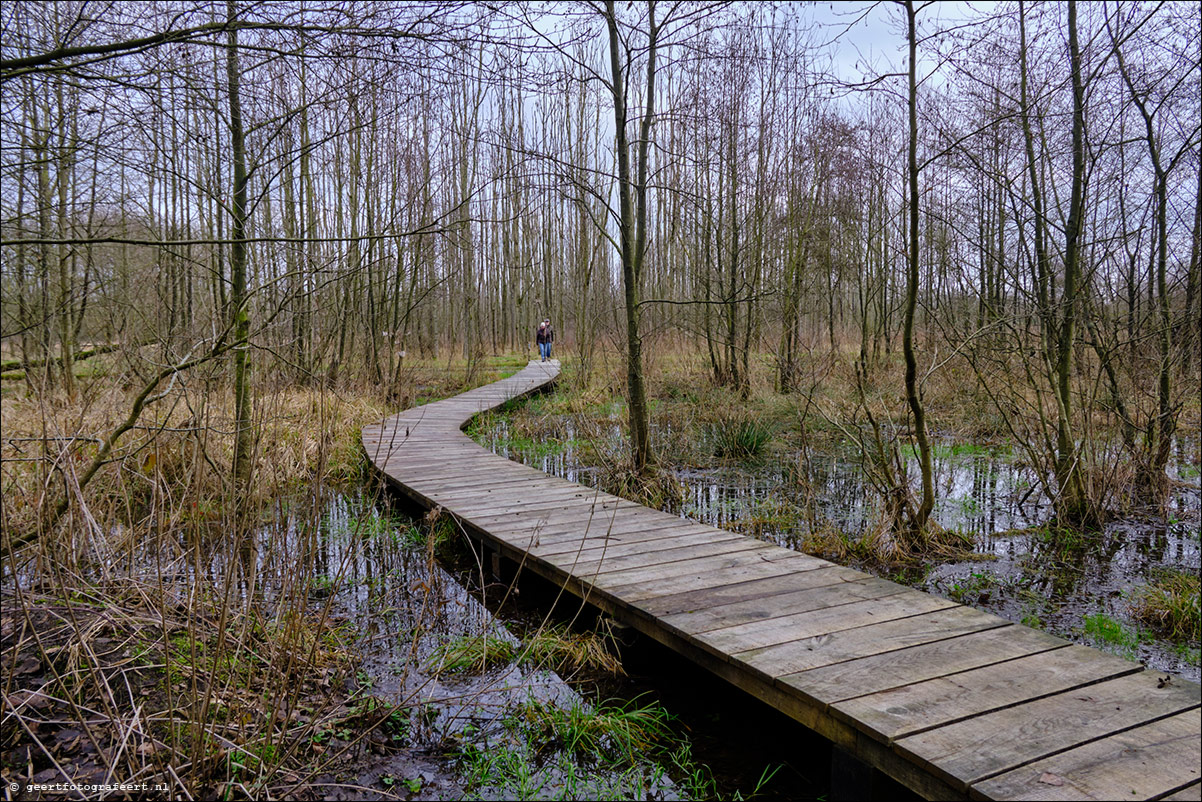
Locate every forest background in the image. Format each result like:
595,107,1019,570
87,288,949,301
1,1,1199,798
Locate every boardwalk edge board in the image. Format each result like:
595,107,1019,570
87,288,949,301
363,359,1201,801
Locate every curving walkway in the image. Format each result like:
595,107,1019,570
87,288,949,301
363,359,1201,801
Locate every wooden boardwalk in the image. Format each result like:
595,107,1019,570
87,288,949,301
363,360,1201,801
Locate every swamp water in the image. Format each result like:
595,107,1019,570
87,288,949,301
2,485,825,800
265,491,818,800
473,416,1201,683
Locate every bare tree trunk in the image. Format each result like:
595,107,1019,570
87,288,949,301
904,0,935,534
226,0,253,498
604,0,657,473
1052,0,1090,525
1116,29,1176,497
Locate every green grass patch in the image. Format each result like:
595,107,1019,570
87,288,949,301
1082,612,1143,658
516,696,676,765
944,571,997,604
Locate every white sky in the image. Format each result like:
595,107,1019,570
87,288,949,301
808,1,997,88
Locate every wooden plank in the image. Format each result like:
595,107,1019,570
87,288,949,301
408,464,550,490
394,462,535,485
464,509,639,543
482,515,698,555
464,499,644,535
833,644,1141,744
383,452,485,472
561,537,769,577
699,590,957,655
521,509,697,545
438,487,597,517
584,542,788,589
536,528,741,563
969,710,1202,801
661,576,908,636
385,459,530,479
782,625,1069,705
528,520,707,554
603,551,826,604
892,670,1201,791
445,485,607,515
411,479,566,510
1162,783,1202,801
636,564,869,618
736,605,1010,678
410,470,550,496
396,458,532,478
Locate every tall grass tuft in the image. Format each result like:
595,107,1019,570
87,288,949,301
708,416,774,459
522,624,625,675
518,696,676,765
1132,571,1201,642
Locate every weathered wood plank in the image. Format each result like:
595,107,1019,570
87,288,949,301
699,590,958,655
395,463,536,486
660,576,908,636
528,520,707,553
736,605,1011,678
781,625,1069,705
445,485,607,516
833,644,1140,744
1161,782,1202,801
584,543,792,590
536,528,741,563
416,473,557,498
969,710,1202,801
562,537,769,578
636,564,870,618
464,500,648,536
893,670,1200,791
602,551,826,604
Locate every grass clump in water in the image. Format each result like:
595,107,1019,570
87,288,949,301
708,415,774,459
1132,571,1201,643
517,696,676,765
428,633,518,673
522,624,625,675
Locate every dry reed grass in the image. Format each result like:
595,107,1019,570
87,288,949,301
0,353,531,797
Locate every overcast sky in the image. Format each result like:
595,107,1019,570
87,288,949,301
810,1,996,88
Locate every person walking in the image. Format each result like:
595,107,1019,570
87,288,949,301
536,318,554,362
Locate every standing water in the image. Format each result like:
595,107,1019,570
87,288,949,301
471,413,1201,683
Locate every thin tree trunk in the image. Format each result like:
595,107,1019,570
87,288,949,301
904,0,935,534
226,0,253,498
604,0,657,473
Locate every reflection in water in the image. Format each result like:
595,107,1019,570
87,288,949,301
278,494,677,799
476,417,1201,682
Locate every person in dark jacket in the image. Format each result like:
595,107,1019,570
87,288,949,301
536,319,554,362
